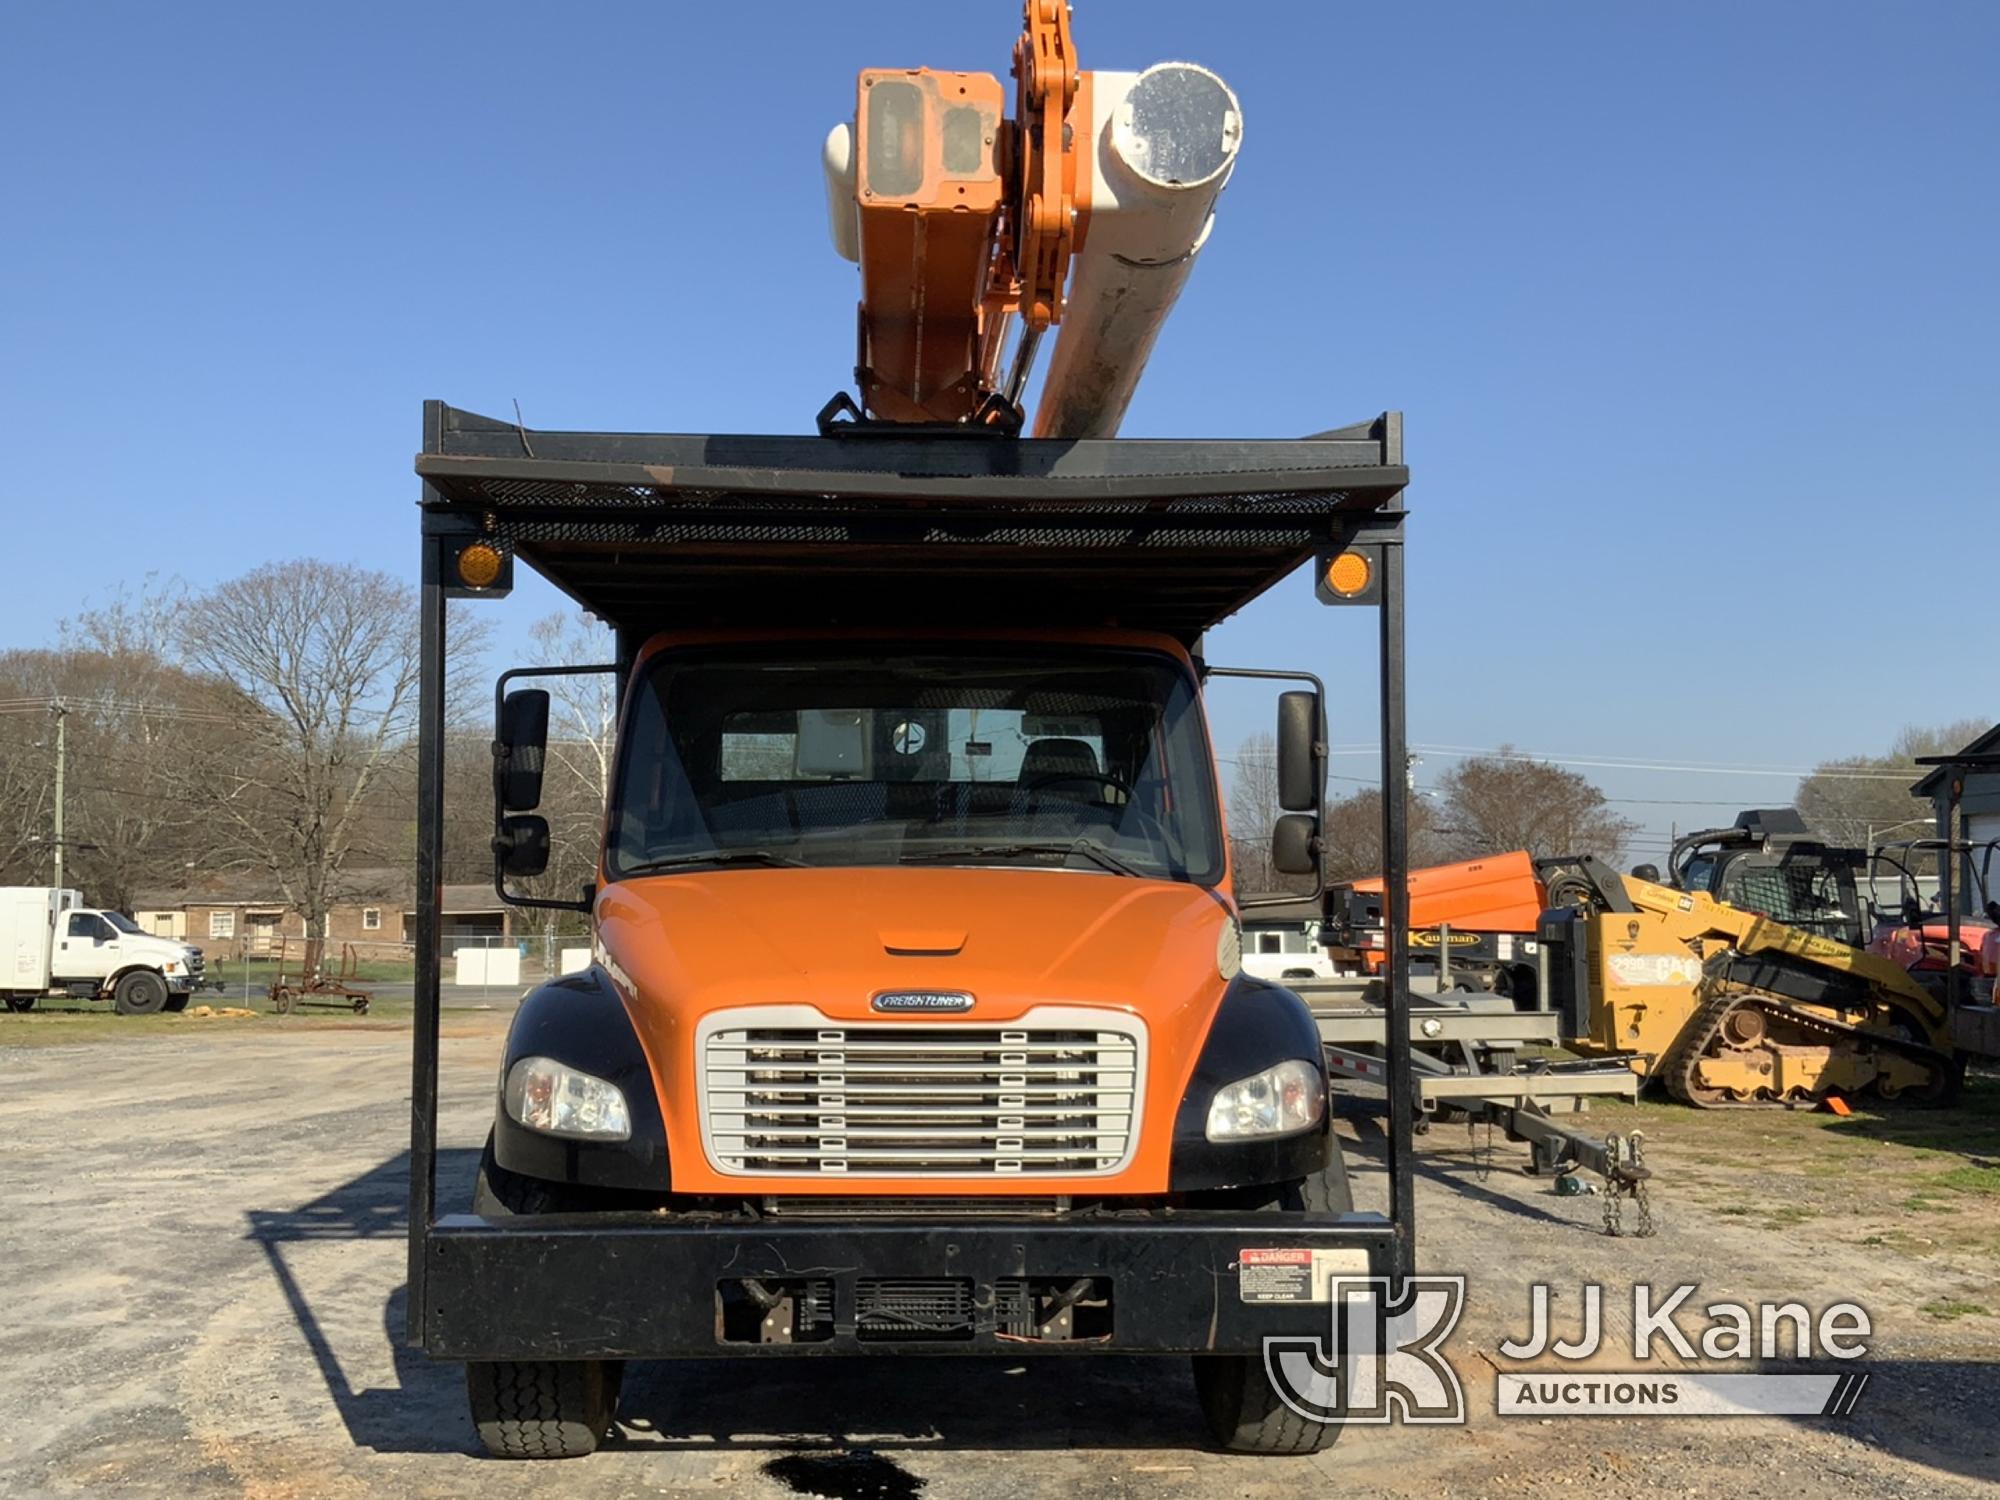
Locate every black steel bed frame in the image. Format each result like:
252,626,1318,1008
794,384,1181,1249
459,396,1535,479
405,400,1417,1356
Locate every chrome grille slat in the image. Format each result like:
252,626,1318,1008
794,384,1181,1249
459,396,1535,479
698,1006,1146,1179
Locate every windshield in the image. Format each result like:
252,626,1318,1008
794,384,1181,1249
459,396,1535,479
607,646,1222,884
1718,857,1860,943
102,911,141,935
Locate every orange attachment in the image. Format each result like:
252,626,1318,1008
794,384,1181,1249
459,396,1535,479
848,2,1088,423
853,69,1008,423
1353,850,1547,936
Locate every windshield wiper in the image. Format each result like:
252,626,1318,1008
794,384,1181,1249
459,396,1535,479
620,849,808,875
901,839,1150,879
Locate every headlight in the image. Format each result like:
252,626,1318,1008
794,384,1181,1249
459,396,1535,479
1205,1058,1326,1142
504,1056,632,1141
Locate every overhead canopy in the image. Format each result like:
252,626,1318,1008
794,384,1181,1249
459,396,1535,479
416,403,1406,641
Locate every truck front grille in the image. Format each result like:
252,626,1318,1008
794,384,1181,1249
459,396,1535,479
698,1005,1145,1179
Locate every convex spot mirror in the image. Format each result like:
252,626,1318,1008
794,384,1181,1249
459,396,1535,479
497,689,551,812
494,814,552,879
1271,813,1320,876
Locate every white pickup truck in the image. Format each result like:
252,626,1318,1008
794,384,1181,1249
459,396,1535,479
1,887,205,1015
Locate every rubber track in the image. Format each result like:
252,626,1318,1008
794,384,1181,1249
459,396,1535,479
1661,984,1953,1108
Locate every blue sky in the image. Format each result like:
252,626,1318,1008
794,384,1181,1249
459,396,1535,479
4,1,1994,858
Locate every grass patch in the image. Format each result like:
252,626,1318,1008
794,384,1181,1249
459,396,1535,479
0,1000,419,1048
1762,1205,1819,1227
1919,1299,1990,1321
1902,1195,1959,1214
1931,1164,2000,1197
0,1012,268,1048
1715,1206,1754,1217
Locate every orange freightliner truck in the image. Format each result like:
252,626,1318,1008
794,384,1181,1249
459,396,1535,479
403,4,1421,1459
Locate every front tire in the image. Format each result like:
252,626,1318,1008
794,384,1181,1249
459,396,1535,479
467,1358,622,1460
113,971,170,1016
1191,1140,1353,1454
465,1134,625,1458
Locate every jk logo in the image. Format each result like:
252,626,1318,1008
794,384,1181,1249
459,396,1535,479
1263,1277,1468,1425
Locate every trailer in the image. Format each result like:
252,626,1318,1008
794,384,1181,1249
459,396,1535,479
1304,983,1654,1232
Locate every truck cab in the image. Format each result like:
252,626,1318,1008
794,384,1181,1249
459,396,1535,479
1,887,203,1014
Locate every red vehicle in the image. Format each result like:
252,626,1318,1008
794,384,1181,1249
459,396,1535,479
1867,838,2000,1002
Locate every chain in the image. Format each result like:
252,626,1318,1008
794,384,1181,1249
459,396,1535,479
1469,1115,1495,1182
1599,1131,1658,1238
1602,1133,1623,1237
1630,1131,1656,1237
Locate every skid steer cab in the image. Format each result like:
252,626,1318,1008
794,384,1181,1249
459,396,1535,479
404,399,1416,1459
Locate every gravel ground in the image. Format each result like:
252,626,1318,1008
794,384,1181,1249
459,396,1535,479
1,1014,1995,1499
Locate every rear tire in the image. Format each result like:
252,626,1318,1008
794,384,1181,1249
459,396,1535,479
1191,1138,1353,1454
113,971,170,1016
466,1358,622,1460
4,995,34,1013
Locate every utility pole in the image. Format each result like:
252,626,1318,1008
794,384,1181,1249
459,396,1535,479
51,700,68,891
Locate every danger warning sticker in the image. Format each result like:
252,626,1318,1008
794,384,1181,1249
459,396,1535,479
1237,1247,1374,1303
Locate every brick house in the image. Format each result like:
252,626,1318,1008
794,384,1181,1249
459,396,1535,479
133,868,511,960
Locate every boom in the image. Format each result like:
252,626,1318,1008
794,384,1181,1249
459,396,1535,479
822,1,1240,437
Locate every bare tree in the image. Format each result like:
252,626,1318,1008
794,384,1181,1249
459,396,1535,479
0,590,239,908
1226,732,1283,893
1795,719,1991,848
1431,747,1637,864
176,562,429,945
513,611,620,921
530,610,620,808
1319,787,1457,884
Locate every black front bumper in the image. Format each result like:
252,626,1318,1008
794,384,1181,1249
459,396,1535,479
418,1210,1395,1359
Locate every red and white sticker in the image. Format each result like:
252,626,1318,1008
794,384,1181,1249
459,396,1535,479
1237,1247,1373,1303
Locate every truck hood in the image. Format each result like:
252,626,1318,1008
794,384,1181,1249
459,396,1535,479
595,865,1233,1023
593,865,1243,1197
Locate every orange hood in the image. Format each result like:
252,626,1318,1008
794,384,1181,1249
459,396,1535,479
594,865,1235,1194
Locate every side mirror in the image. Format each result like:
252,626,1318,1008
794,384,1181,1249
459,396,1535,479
494,815,552,879
496,689,551,812
1271,813,1320,876
1275,690,1321,813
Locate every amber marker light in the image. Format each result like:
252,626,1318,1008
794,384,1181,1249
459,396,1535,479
457,542,504,589
1324,550,1371,597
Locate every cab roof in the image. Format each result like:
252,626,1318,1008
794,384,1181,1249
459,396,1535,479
416,402,1407,642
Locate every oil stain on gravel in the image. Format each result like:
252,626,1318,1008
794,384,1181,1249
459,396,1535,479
764,1448,926,1500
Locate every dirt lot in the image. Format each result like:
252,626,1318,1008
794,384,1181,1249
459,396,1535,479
2,1011,1995,1499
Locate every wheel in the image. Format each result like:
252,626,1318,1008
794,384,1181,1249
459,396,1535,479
465,1135,625,1457
4,995,35,1013
113,971,171,1016
352,997,370,1015
272,989,296,1015
472,1133,614,1216
163,995,189,1013
466,1357,622,1460
1543,872,1596,911
1190,1141,1352,1454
